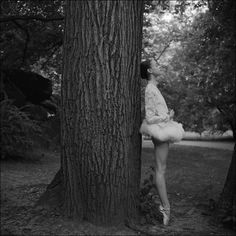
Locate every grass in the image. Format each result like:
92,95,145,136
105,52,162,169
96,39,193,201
142,144,232,199
1,144,235,235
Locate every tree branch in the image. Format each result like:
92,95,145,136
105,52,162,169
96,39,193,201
155,41,172,62
206,97,236,108
12,20,30,67
41,43,62,69
0,15,64,23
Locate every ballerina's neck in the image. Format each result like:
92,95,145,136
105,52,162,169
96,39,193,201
148,76,158,86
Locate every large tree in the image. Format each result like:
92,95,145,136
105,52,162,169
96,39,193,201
39,0,144,225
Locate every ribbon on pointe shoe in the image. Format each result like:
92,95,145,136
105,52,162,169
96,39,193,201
159,205,170,226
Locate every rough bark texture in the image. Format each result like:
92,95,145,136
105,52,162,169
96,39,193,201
217,116,236,229
58,0,144,225
218,143,236,229
207,0,236,229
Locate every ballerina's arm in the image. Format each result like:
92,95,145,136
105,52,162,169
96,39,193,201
145,89,170,124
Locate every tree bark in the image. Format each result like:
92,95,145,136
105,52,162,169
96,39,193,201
218,140,236,229
217,98,236,229
39,0,144,225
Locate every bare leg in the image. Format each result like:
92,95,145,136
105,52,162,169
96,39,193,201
152,138,170,209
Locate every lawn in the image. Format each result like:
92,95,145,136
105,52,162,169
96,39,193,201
1,144,235,235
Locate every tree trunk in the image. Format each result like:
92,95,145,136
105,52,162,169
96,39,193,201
218,133,236,229
39,0,144,225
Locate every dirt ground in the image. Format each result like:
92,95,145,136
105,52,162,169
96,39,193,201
1,144,235,235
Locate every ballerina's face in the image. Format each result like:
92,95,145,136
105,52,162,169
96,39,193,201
148,59,161,79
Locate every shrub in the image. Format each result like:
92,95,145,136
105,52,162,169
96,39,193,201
0,99,42,159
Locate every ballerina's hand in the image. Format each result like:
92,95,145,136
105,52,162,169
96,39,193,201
169,109,175,120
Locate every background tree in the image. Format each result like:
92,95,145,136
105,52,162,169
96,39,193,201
142,0,234,134
173,0,235,227
206,0,235,227
0,0,64,93
169,9,235,133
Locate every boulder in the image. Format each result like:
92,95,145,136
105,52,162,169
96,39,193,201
1,69,52,106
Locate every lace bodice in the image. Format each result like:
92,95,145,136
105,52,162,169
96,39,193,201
145,82,169,124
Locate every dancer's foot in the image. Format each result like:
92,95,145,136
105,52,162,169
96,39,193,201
159,205,170,226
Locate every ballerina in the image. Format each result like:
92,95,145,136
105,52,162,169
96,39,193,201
140,59,185,225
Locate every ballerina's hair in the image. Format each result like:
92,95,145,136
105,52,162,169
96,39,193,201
140,59,151,80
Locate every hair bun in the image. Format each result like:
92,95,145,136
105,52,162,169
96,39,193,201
140,60,151,80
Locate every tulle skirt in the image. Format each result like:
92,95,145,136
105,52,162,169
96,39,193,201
140,119,185,143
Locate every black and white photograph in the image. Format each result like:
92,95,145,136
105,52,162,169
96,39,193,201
0,0,235,235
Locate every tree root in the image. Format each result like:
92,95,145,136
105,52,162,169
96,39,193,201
36,168,64,210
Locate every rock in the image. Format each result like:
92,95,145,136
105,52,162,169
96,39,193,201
1,69,52,105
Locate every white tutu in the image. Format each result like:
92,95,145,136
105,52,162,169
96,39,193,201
140,119,185,143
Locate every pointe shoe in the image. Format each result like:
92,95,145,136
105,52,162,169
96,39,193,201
159,205,170,226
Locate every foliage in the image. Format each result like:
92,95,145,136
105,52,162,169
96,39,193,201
140,167,162,225
142,0,208,63
1,0,235,133
168,9,235,133
0,0,64,93
142,0,235,133
0,98,42,159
